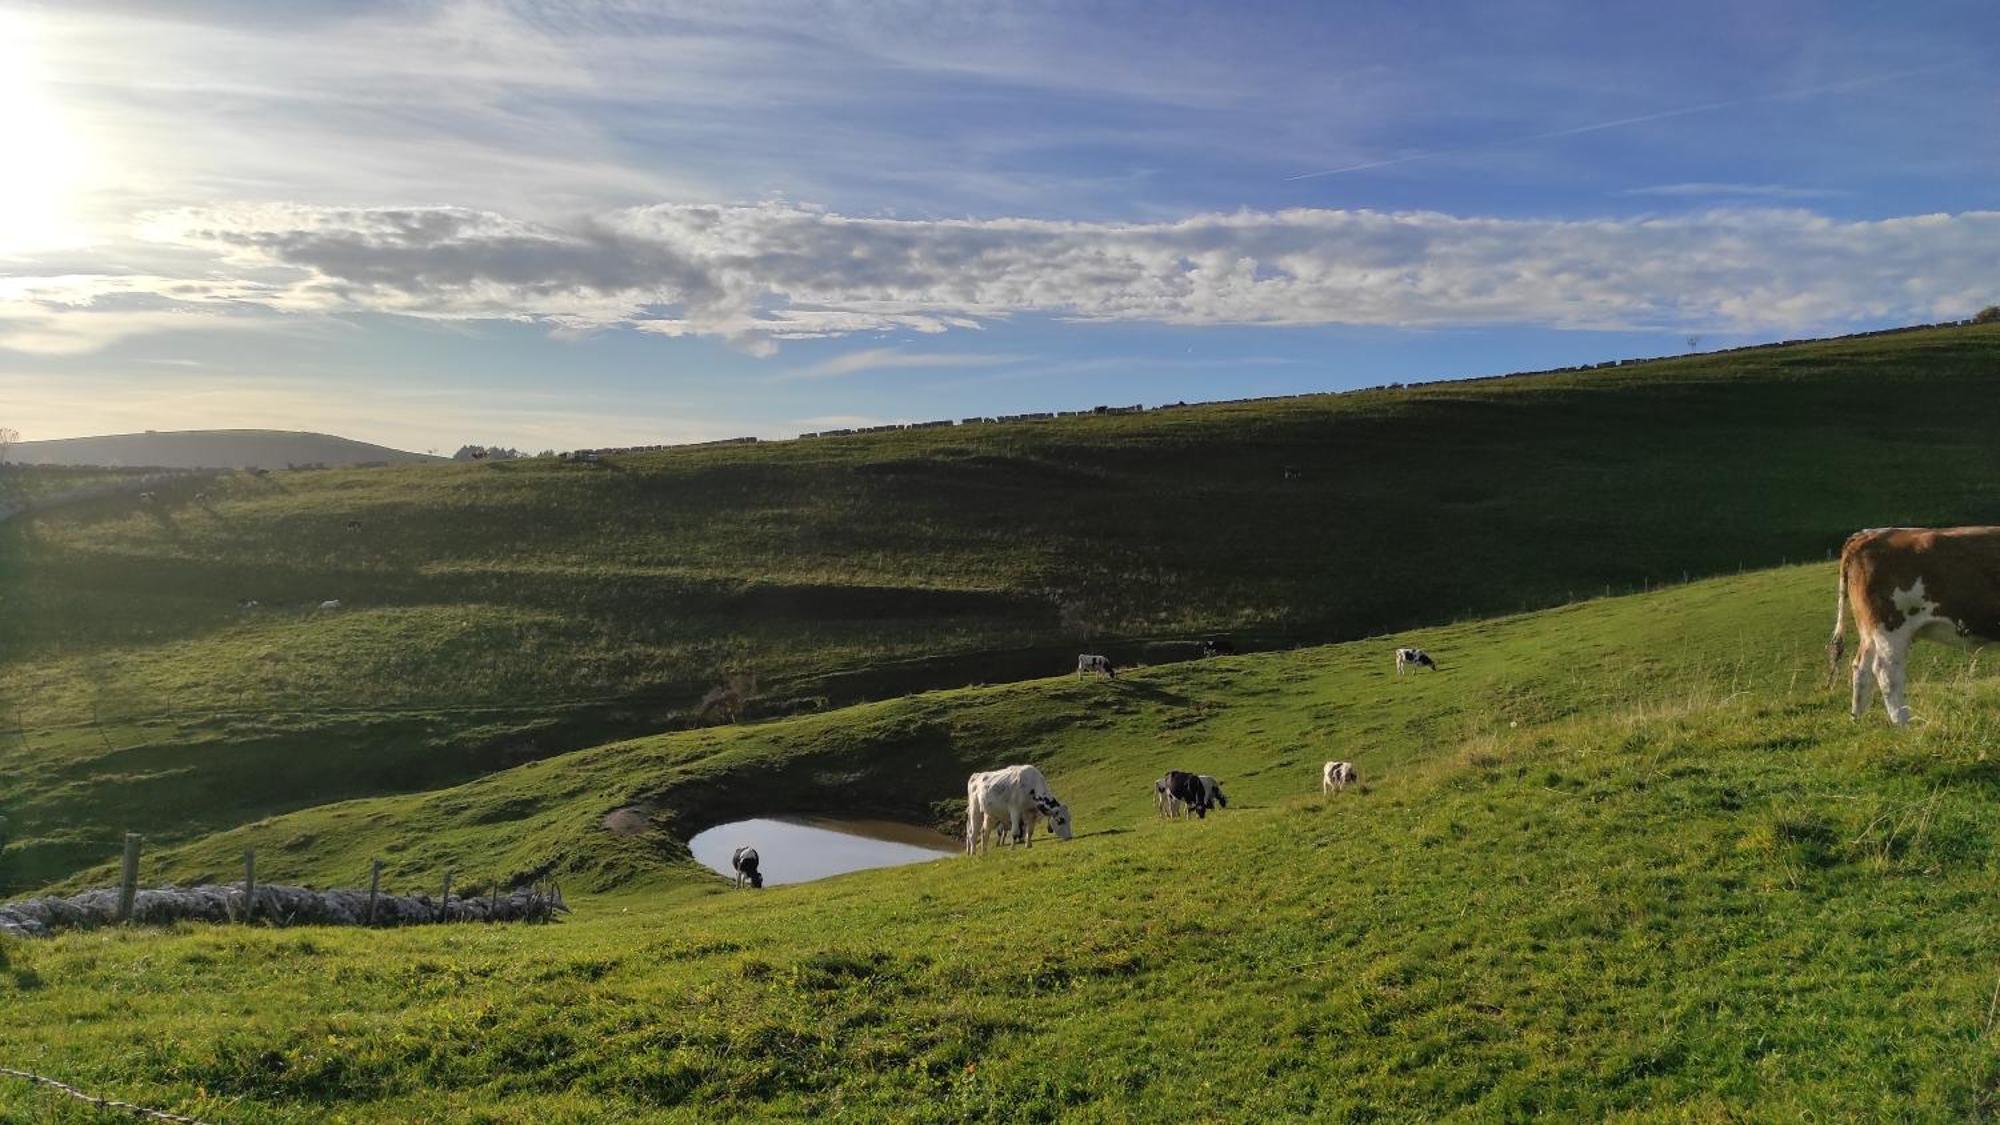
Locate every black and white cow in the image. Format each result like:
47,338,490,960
1394,647,1438,675
1199,637,1237,658
1161,769,1211,819
1076,654,1116,678
1197,774,1227,810
1322,761,1358,794
966,765,1074,854
731,846,763,889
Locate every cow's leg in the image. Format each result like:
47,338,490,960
1848,636,1875,720
1876,637,1912,726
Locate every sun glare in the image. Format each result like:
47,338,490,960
0,13,93,252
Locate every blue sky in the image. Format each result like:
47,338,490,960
1,0,1994,451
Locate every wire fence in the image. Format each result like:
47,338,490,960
0,1065,212,1124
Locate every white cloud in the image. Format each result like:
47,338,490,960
789,348,1025,379
1624,183,1846,200
5,201,1998,355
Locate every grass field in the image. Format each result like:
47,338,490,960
6,561,2000,1120
7,324,2000,892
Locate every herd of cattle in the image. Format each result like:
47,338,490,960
719,526,1998,887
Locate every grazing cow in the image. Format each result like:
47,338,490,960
965,765,1073,854
237,599,260,611
345,519,363,532
1322,761,1358,794
1197,774,1228,810
1161,769,1210,819
137,491,156,504
318,599,342,611
193,492,209,504
1077,654,1116,678
1394,647,1439,675
731,846,763,889
1199,637,1237,658
1830,526,2000,726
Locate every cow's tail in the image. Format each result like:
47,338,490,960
1827,548,1851,685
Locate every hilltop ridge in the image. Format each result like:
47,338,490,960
4,428,439,469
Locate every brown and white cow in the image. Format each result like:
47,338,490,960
1830,526,2000,726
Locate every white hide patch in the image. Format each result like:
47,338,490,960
1891,578,1936,619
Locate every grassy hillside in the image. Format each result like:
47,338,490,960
7,324,2000,890
6,563,2000,1120
4,428,437,469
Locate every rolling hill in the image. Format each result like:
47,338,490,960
5,562,1999,1120
5,324,2000,892
2,428,438,470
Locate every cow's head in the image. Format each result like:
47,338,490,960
1036,794,1074,840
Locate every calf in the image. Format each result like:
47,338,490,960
731,846,763,889
1322,761,1358,794
318,599,343,611
1076,654,1116,678
1394,647,1438,675
1830,526,2000,725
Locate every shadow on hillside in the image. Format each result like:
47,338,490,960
1110,680,1194,707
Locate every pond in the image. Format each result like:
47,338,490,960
688,816,959,886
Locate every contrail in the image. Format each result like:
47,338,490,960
1286,63,1971,182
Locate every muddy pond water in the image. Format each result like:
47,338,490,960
688,816,959,886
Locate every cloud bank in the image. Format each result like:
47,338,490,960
6,202,1995,355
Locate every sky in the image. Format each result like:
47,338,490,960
1,0,1995,453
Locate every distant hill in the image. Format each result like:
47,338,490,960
3,428,439,469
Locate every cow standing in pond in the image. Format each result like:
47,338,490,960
1394,648,1439,676
1830,526,2000,726
731,846,763,889
1322,761,1358,794
965,765,1074,854
1077,654,1116,678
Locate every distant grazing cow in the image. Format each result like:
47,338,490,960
1830,526,2000,725
318,599,342,611
237,599,260,611
137,491,156,504
345,519,363,532
1322,761,1358,794
1197,774,1227,810
193,492,209,504
731,846,763,889
966,765,1073,854
1394,647,1438,675
1077,654,1116,678
1199,637,1237,658
1161,769,1210,819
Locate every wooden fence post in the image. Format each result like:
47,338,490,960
366,859,383,926
241,848,257,923
439,871,453,923
116,833,142,924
